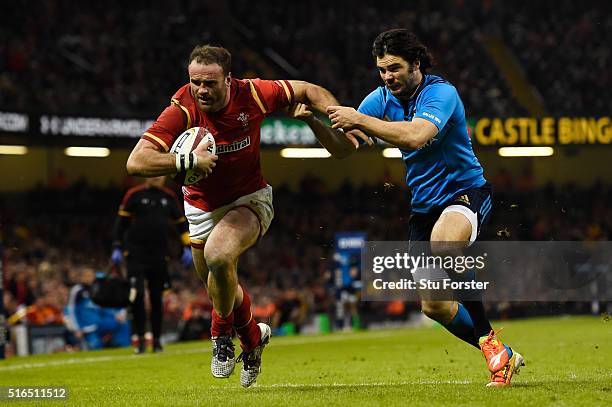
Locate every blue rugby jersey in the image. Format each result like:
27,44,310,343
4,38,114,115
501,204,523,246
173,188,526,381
358,75,486,213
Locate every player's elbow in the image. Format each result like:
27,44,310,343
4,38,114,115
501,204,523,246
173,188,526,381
126,152,144,176
300,82,333,110
126,161,138,176
396,138,420,150
402,132,430,150
404,139,425,150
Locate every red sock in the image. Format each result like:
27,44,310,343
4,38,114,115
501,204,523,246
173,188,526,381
211,309,234,337
234,287,261,352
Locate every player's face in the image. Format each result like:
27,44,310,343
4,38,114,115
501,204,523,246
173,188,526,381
376,54,420,99
81,268,96,285
188,61,231,112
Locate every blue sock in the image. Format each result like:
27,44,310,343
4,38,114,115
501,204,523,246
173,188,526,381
504,344,513,359
443,303,479,349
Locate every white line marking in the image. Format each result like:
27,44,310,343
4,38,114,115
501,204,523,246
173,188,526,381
0,331,395,372
210,380,472,390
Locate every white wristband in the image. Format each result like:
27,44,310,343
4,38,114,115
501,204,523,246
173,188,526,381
175,153,184,172
175,153,198,172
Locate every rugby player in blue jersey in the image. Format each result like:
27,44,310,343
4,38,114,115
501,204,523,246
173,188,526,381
326,29,524,387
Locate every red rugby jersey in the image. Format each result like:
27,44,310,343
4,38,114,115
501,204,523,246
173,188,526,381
142,78,294,211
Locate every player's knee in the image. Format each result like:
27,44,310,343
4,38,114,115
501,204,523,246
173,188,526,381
421,301,453,322
429,240,465,257
204,247,236,278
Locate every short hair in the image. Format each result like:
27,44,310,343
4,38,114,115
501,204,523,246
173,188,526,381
372,29,434,73
188,45,232,75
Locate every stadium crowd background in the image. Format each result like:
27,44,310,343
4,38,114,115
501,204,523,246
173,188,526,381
2,0,609,117
2,175,610,348
1,0,610,352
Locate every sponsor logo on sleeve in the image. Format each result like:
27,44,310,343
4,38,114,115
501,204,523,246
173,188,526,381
422,112,442,124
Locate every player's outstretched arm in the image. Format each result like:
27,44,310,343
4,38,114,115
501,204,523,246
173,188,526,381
288,103,357,158
286,81,374,157
327,106,438,150
288,80,339,115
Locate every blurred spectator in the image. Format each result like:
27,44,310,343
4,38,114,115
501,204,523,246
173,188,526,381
273,288,308,334
179,297,213,341
385,301,407,321
253,294,277,322
3,291,18,325
63,267,130,350
26,292,64,325
8,265,36,306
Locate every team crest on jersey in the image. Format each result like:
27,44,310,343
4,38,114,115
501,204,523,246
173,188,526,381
237,112,250,129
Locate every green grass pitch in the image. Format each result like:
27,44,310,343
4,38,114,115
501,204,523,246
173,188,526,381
1,316,610,406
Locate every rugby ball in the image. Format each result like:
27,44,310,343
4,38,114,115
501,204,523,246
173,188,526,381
170,127,215,185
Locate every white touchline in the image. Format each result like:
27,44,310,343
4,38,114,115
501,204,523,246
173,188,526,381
0,331,396,372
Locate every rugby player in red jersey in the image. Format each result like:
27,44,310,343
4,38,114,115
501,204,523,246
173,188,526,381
126,44,363,387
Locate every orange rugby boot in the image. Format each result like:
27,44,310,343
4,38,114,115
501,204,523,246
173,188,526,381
479,329,510,373
486,350,525,387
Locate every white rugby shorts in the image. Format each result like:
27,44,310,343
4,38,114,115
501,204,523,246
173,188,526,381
185,185,274,248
